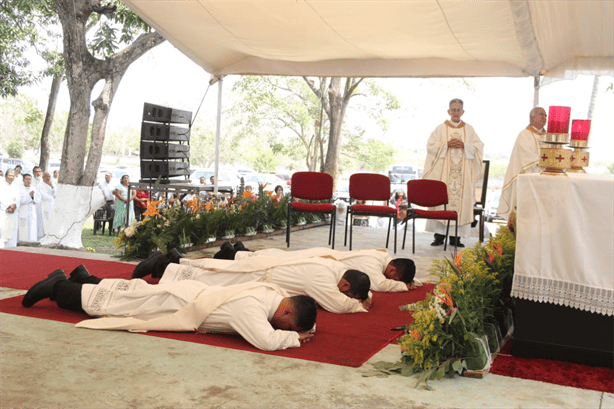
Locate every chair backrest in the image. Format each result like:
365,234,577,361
290,172,334,200
475,160,490,206
407,179,448,207
349,173,391,201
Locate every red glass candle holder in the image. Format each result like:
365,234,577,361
547,106,571,134
571,119,591,140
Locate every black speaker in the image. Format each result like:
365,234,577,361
140,142,190,160
140,123,190,142
141,160,190,179
142,103,192,125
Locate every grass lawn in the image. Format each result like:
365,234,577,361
81,217,121,255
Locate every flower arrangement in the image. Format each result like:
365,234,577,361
366,227,516,387
114,181,329,259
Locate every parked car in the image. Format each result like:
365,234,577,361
485,191,501,222
190,169,239,193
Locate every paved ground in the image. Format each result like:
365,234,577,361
1,222,612,408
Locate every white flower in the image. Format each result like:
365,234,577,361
124,226,136,237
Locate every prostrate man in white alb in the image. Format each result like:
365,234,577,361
214,242,420,292
497,107,547,220
21,265,318,352
132,250,372,314
423,98,484,248
37,172,56,239
18,174,40,243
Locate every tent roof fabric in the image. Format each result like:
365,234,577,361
123,0,613,81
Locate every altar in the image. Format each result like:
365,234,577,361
511,173,614,366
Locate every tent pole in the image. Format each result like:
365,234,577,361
214,76,224,196
533,75,540,107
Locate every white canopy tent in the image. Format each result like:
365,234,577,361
122,0,612,81
122,0,613,189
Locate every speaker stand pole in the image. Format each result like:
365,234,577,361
213,75,225,197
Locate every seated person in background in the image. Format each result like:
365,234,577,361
214,243,419,292
273,185,284,202
22,265,317,351
132,251,372,314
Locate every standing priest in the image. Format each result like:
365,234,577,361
497,107,547,220
423,98,484,248
18,174,40,243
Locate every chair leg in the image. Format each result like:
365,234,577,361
444,220,451,252
412,216,416,254
349,213,354,251
286,205,291,247
330,211,336,249
402,217,408,250
385,217,391,249
454,220,458,257
393,217,397,254
344,208,350,246
479,212,484,242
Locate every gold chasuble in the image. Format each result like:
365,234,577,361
423,120,484,229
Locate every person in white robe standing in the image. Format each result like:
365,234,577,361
497,107,548,220
21,266,318,351
37,172,56,238
0,169,21,248
132,251,372,314
31,166,45,239
18,174,40,243
423,98,484,248
214,242,420,292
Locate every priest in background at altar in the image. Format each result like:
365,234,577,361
497,107,547,220
423,98,484,248
18,174,40,243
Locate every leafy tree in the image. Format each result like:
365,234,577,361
0,0,56,97
6,139,24,158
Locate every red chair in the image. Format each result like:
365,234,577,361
402,179,458,255
286,172,336,248
344,173,397,253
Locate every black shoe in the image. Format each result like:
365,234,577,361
167,248,182,264
214,243,238,260
68,264,91,284
430,239,444,246
132,252,170,279
449,237,465,248
221,241,234,252
233,240,250,252
22,269,68,308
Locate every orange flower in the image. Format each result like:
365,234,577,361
143,199,163,217
492,243,503,256
205,202,213,211
454,250,463,269
411,329,422,340
243,191,253,199
186,198,198,212
485,251,495,264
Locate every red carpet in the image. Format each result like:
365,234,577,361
490,340,614,393
0,249,431,367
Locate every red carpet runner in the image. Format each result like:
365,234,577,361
490,340,614,393
0,249,430,367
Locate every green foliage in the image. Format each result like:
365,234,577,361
115,190,323,259
6,139,24,158
606,162,614,174
367,227,516,386
488,162,508,178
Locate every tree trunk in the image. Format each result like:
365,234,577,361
41,0,165,249
39,73,62,172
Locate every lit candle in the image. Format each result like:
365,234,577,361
571,119,591,140
547,106,571,134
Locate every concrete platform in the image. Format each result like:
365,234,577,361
1,223,611,408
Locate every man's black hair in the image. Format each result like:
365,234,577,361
342,269,371,301
390,258,416,284
290,295,318,332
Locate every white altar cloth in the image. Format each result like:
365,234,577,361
511,173,613,316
